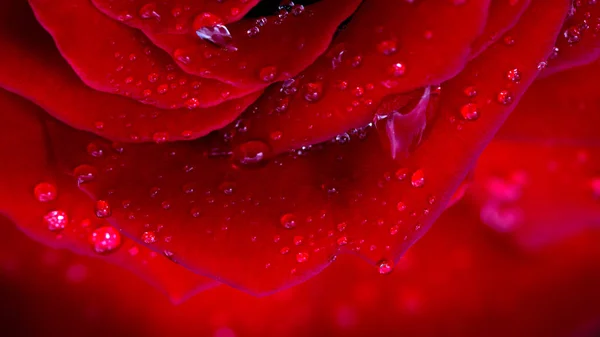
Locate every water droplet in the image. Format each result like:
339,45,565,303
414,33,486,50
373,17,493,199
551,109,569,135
192,12,222,30
376,40,398,55
280,213,297,229
232,140,271,167
564,25,582,44
463,86,477,97
304,82,323,102
296,251,309,263
377,259,394,274
173,49,191,65
246,26,260,37
411,169,425,188
152,132,169,143
460,103,479,120
142,231,157,244
95,200,112,218
74,165,98,185
139,3,160,20
259,66,278,82
44,210,68,231
388,63,406,77
90,226,121,254
196,24,233,47
184,97,200,109
506,68,521,83
496,90,513,105
34,182,57,202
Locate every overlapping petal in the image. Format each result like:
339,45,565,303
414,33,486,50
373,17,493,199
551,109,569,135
0,89,217,302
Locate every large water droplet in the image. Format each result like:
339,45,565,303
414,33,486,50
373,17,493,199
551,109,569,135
44,210,68,231
232,140,272,167
90,226,121,254
460,103,479,120
411,169,425,188
34,182,57,202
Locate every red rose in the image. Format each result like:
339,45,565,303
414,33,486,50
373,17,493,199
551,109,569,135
1,0,599,335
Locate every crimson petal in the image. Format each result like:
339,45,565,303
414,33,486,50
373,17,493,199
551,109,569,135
0,0,262,142
91,0,260,34
469,141,600,248
148,0,362,88
223,0,491,155
544,0,600,76
69,0,568,294
0,90,217,302
470,0,532,57
497,60,600,146
29,0,253,109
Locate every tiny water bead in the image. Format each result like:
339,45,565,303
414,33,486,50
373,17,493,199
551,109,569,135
34,182,57,202
377,259,394,275
44,210,68,231
90,226,121,254
95,200,112,218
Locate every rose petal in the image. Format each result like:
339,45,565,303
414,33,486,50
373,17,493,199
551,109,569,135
470,0,532,57
29,0,253,109
0,0,262,142
147,0,362,88
91,0,260,34
544,0,600,76
65,0,569,294
0,89,218,302
222,0,492,155
468,141,600,248
497,60,600,145
3,205,600,336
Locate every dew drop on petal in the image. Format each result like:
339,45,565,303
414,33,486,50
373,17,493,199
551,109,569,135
74,165,98,185
259,66,278,82
496,90,513,105
90,226,121,254
280,213,297,229
95,200,112,218
142,231,157,244
232,140,271,167
460,103,479,120
377,259,394,275
34,182,57,202
44,210,68,232
506,68,521,83
304,82,323,102
296,251,309,263
411,169,425,188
